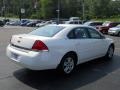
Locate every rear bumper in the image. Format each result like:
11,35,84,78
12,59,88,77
6,45,59,70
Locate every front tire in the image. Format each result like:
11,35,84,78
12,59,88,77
58,54,76,75
118,32,120,37
105,45,114,60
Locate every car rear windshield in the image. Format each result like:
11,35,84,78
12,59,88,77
29,25,65,37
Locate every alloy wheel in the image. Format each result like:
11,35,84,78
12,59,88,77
63,57,75,74
108,46,114,59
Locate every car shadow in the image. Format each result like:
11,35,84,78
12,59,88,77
13,55,120,90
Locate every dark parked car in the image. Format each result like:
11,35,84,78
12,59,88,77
3,19,10,23
97,21,120,34
0,20,4,27
27,20,42,27
20,20,30,26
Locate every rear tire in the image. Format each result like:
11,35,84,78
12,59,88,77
58,54,76,75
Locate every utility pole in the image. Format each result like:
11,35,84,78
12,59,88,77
56,0,60,24
19,0,22,21
3,0,6,19
33,0,38,13
19,0,25,21
82,0,85,20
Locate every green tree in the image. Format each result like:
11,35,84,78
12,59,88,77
40,0,55,19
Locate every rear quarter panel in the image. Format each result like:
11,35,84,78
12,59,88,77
44,39,78,65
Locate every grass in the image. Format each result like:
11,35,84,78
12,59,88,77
93,17,120,22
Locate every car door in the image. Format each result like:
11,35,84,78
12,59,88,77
68,27,96,63
87,27,107,58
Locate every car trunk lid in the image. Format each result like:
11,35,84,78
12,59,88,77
11,34,50,50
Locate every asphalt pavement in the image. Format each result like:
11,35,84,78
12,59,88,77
0,26,120,90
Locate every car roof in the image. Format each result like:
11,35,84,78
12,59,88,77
85,21,103,23
47,24,96,30
48,24,85,27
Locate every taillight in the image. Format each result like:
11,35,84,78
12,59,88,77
32,40,48,51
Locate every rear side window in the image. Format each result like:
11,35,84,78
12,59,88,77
29,25,64,37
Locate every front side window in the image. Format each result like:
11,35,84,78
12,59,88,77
90,22,103,26
68,27,89,39
88,28,102,39
69,22,74,24
29,25,64,37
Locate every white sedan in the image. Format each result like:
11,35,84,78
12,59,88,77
6,24,114,74
108,24,120,36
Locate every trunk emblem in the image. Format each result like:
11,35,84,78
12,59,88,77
17,40,21,43
19,37,22,39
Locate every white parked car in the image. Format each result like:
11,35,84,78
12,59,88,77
83,21,103,28
108,24,120,36
36,21,52,27
69,17,80,21
65,20,82,24
6,24,114,74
